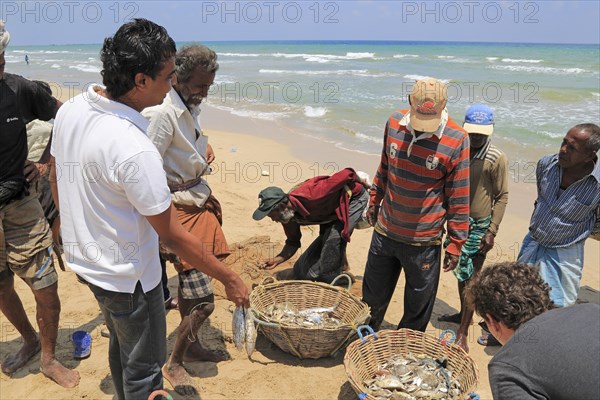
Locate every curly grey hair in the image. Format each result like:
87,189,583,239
574,123,600,153
175,45,219,83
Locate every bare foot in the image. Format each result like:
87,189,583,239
40,358,80,388
1,337,40,375
455,334,469,353
184,342,230,363
162,363,197,396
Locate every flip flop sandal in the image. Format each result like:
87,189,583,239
438,313,462,323
165,296,179,310
72,330,92,359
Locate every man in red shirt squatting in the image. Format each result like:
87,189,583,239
362,78,470,332
254,168,369,283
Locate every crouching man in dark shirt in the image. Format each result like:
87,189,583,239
254,167,368,283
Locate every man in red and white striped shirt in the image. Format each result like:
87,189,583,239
362,78,470,332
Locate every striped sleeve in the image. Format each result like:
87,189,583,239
444,133,470,256
370,120,390,207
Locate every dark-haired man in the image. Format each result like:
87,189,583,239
50,19,248,399
467,262,600,400
518,123,600,307
0,20,78,388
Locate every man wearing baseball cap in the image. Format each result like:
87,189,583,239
438,104,509,352
253,168,369,283
0,21,78,386
362,78,470,332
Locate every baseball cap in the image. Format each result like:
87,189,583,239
464,104,494,135
252,187,287,220
409,78,448,132
0,20,10,53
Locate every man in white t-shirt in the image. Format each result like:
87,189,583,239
50,19,249,399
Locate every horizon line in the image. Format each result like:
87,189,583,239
9,39,600,47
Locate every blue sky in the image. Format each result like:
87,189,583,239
2,1,600,45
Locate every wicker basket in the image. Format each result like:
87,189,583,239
249,277,371,359
344,328,479,399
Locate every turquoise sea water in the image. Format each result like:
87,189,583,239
6,40,599,165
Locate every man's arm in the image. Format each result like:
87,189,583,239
443,134,470,271
481,152,509,253
206,143,215,165
590,204,600,241
143,108,175,157
25,98,62,181
259,243,299,270
489,361,544,400
367,121,391,225
259,221,301,269
49,156,59,212
146,205,249,307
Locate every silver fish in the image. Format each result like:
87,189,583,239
245,308,257,357
297,306,336,316
232,306,245,351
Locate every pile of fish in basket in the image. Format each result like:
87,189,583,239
344,328,479,400
247,275,371,359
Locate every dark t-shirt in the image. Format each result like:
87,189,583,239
489,303,600,400
0,73,56,185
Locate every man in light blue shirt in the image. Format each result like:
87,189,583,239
518,123,600,307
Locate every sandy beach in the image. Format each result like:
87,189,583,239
1,90,599,400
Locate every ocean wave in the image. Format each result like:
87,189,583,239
443,58,474,63
538,130,564,139
334,141,380,156
271,52,375,63
355,72,402,78
403,74,451,84
437,55,455,59
219,52,262,57
486,57,499,61
501,58,543,63
592,92,600,97
354,132,382,144
51,64,61,69
304,106,328,118
490,65,588,75
230,109,291,121
69,64,101,73
209,104,291,121
259,69,368,76
393,54,419,58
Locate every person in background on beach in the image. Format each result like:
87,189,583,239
50,19,249,399
142,44,228,395
437,104,508,352
362,78,470,332
466,261,600,400
0,20,78,388
517,123,600,307
25,54,29,64
254,168,369,283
